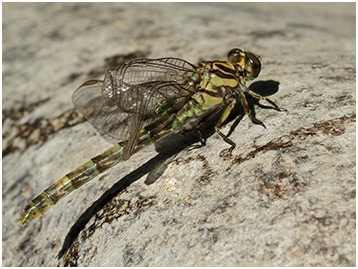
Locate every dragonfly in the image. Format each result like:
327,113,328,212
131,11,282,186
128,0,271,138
19,48,285,225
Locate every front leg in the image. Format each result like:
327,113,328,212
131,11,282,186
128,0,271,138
239,91,266,128
246,87,288,112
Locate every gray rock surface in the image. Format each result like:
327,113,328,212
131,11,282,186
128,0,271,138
3,2,355,266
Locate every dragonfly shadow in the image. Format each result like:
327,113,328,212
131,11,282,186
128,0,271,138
57,132,198,259
58,80,280,259
250,80,280,96
145,132,199,185
248,80,281,109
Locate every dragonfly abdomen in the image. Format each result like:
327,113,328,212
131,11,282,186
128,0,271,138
18,143,126,225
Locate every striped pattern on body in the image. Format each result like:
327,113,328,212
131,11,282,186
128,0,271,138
19,48,272,225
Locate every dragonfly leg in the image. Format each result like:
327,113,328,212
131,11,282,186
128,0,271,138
187,128,206,151
195,128,206,147
215,98,237,152
246,87,288,112
240,91,266,128
187,103,226,151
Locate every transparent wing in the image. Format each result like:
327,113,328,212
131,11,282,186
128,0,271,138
72,57,196,159
116,57,196,86
72,80,131,144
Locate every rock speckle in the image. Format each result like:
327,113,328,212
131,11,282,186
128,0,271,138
3,2,355,267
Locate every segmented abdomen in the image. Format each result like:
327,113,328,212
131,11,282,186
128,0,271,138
18,143,126,225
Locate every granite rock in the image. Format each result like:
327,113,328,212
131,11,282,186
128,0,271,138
2,2,355,266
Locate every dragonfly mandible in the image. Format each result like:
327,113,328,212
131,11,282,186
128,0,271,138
19,48,285,225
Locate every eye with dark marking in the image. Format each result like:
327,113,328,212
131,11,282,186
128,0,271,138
246,52,261,78
227,48,242,57
227,48,243,64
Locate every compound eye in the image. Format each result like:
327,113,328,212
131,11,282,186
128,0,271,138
228,48,242,57
247,52,261,78
227,48,243,63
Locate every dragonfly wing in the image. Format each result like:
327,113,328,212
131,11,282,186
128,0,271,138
116,57,196,86
72,79,132,144
72,57,196,159
122,80,193,159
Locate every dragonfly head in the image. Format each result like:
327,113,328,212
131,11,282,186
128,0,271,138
227,48,262,80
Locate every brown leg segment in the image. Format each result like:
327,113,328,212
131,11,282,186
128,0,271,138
187,128,206,151
246,88,288,112
239,91,266,128
214,98,237,152
187,104,225,150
